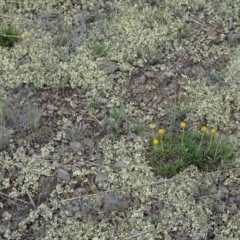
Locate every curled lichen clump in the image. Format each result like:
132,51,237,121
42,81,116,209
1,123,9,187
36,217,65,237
180,78,240,134
1,0,240,239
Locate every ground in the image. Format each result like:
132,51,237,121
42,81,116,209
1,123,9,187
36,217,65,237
0,0,240,239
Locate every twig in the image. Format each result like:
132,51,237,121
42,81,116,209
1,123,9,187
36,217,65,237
126,230,154,239
188,16,205,26
205,168,240,175
63,178,173,202
26,189,36,210
0,191,29,204
0,13,34,22
87,110,103,126
84,161,104,168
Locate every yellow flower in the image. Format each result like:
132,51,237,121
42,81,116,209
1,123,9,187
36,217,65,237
158,128,165,135
210,128,217,134
201,125,207,132
21,33,28,40
153,138,159,145
180,121,186,129
149,123,156,129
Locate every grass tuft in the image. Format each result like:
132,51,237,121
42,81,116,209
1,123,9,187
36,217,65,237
148,122,236,178
0,26,20,48
91,43,107,57
109,107,127,141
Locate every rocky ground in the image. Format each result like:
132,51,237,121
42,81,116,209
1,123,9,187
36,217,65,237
0,0,240,239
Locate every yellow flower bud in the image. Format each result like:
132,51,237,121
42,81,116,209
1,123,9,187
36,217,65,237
158,128,165,135
201,126,207,132
180,121,186,129
22,33,28,40
210,128,217,134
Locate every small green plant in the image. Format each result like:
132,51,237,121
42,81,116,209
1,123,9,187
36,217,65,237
148,121,236,178
0,126,7,151
86,97,97,114
0,27,20,48
110,107,126,122
210,199,222,215
228,33,240,47
192,182,212,203
204,64,233,93
176,25,191,39
57,146,69,159
32,74,42,93
150,213,164,227
135,45,162,65
91,43,107,57
26,103,42,133
0,98,11,151
109,107,126,141
53,72,71,92
149,7,168,25
133,123,145,135
0,97,43,147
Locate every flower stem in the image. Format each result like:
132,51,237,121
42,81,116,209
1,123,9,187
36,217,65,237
160,135,164,153
181,130,185,148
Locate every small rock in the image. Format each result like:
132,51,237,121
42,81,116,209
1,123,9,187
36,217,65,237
72,163,81,173
95,172,109,183
93,159,104,166
219,186,229,194
103,194,128,212
152,102,158,109
156,95,163,104
60,107,71,115
83,138,94,148
143,96,151,104
158,73,168,83
230,190,238,197
144,71,155,78
57,168,70,182
112,161,124,170
103,61,119,73
15,54,32,69
135,97,143,104
206,28,217,38
134,75,146,84
72,188,80,198
70,141,83,153
177,67,187,75
228,207,238,215
47,104,58,111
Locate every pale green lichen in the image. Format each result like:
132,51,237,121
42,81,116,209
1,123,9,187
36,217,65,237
1,0,240,239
